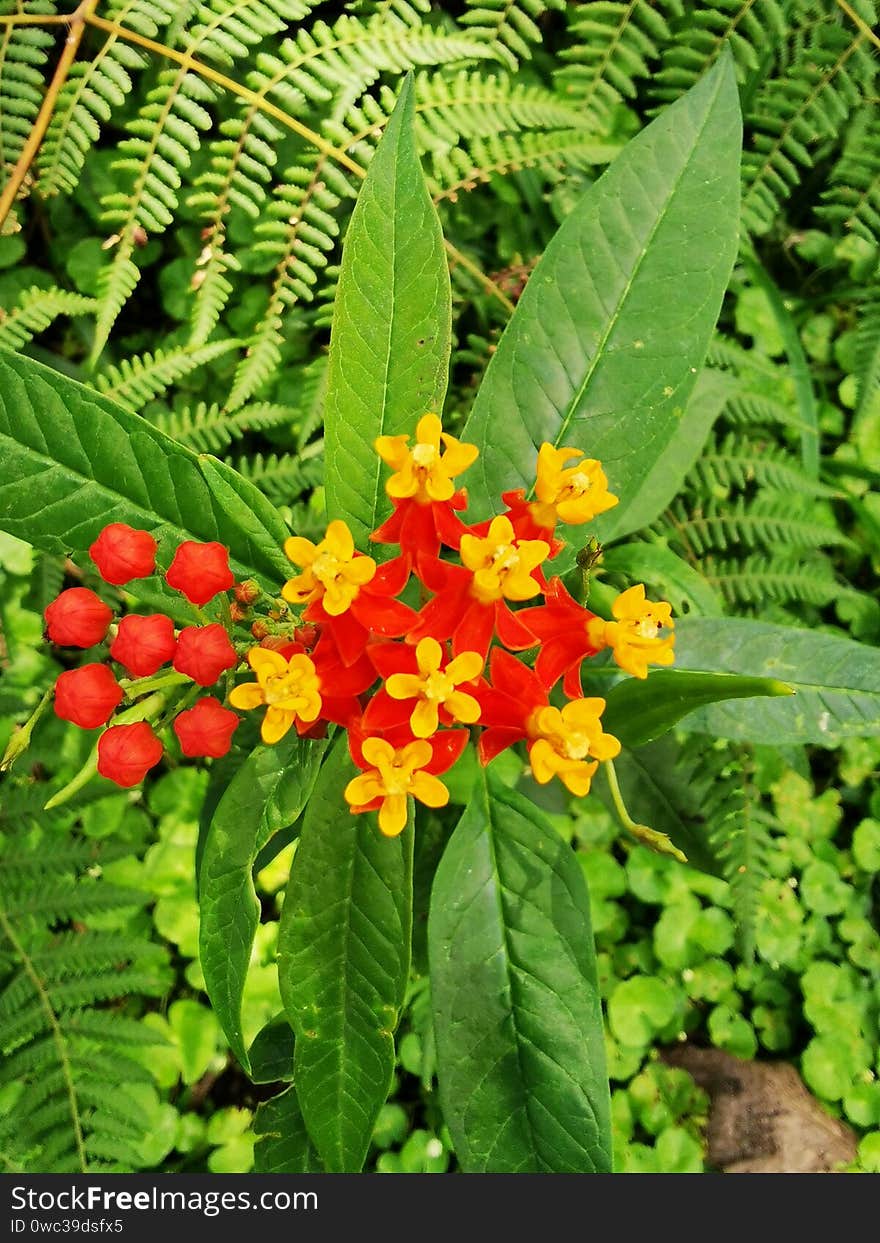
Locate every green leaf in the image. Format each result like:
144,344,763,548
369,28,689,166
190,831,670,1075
0,349,290,584
463,53,741,544
599,542,723,618
253,1087,323,1174
248,1014,295,1084
428,769,611,1173
277,737,413,1172
199,733,327,1071
673,618,880,745
324,74,451,550
602,670,793,748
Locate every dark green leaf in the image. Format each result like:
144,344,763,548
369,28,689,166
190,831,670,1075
324,74,451,550
0,349,290,584
463,54,741,544
603,670,793,748
277,737,413,1172
428,769,611,1173
600,542,724,618
199,733,327,1070
253,1087,323,1174
248,1014,295,1084
674,618,880,745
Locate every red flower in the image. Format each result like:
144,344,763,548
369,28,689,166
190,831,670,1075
474,649,619,795
109,614,177,678
44,588,113,648
89,523,157,585
364,637,483,737
173,696,239,758
97,721,163,787
54,664,123,729
371,491,470,565
408,552,539,659
517,577,602,697
173,624,238,686
166,541,235,606
282,520,416,666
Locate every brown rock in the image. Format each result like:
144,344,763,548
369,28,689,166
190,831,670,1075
661,1045,857,1173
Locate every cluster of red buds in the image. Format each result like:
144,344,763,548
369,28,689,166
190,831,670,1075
45,528,240,786
43,416,675,830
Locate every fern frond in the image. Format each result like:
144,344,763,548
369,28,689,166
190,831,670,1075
555,0,677,128
701,553,844,608
665,496,853,557
741,8,878,235
95,339,242,411
853,292,880,422
461,0,564,70
233,448,323,504
292,355,327,450
0,0,55,207
431,127,618,202
817,103,880,245
651,0,788,105
0,831,171,1172
0,286,95,350
688,432,835,497
37,0,178,197
149,399,296,452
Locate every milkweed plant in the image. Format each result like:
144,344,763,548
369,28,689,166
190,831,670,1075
2,58,879,1175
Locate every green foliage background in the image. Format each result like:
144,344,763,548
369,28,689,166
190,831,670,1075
0,0,878,1173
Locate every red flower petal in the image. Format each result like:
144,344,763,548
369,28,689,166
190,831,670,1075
493,601,538,651
452,599,495,658
425,730,469,775
478,727,523,766
352,593,418,638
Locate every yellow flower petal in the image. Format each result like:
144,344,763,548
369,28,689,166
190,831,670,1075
284,536,317,568
228,682,265,710
345,772,384,807
386,673,424,701
415,413,442,449
324,519,355,561
445,650,483,683
445,690,480,725
378,793,409,837
415,637,443,676
410,771,449,809
410,698,440,739
281,573,315,605
362,737,395,768
262,707,295,744
399,739,433,771
248,647,290,677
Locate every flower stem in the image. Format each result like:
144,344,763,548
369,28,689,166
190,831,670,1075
0,688,53,772
602,758,687,863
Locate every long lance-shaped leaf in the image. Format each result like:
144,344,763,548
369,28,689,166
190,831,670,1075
429,769,611,1173
0,349,290,585
462,53,741,545
278,737,413,1172
323,73,452,552
673,618,880,746
602,670,793,749
199,733,328,1071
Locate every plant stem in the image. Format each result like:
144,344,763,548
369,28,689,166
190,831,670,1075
0,687,53,771
0,0,99,232
602,759,687,863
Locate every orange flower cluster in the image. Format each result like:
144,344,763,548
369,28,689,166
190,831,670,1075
233,414,675,837
43,417,675,833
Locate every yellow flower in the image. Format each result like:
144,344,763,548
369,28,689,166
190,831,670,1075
527,699,621,797
459,515,549,605
344,738,449,837
587,584,675,679
228,648,321,744
532,443,619,528
375,412,478,504
386,637,483,738
282,519,376,616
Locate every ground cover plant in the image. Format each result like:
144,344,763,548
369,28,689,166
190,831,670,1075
0,0,878,1175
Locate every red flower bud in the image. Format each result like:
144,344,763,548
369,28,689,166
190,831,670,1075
250,620,269,641
54,664,123,729
165,541,235,606
173,624,238,686
229,601,249,623
97,721,163,787
110,614,177,678
173,696,239,758
235,580,261,606
44,588,113,648
89,523,157,585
